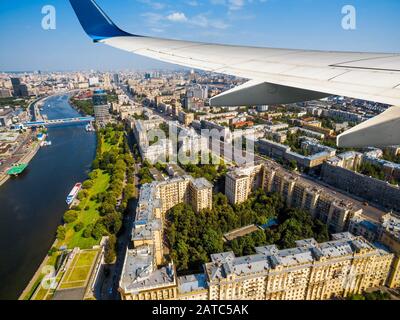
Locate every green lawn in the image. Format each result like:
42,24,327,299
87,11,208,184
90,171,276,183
58,250,99,290
59,129,124,250
59,170,110,249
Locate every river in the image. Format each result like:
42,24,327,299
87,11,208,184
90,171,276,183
0,94,96,300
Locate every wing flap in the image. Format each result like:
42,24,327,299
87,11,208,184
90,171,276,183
210,80,328,106
337,107,400,148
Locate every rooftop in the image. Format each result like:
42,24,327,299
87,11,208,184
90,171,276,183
381,213,400,240
7,163,28,175
205,233,389,280
178,274,208,294
190,177,213,190
120,246,176,293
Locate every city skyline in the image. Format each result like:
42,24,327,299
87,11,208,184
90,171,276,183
1,0,400,304
1,0,400,71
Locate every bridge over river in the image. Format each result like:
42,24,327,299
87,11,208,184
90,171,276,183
24,116,95,128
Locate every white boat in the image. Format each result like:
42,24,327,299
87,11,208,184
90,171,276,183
66,183,82,205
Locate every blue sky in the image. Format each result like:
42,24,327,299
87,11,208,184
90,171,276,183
0,0,399,71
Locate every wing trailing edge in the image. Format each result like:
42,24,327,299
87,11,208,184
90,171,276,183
210,80,329,107
337,107,400,148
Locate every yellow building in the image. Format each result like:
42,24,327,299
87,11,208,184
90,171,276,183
119,246,178,300
177,274,209,300
189,178,213,212
205,233,396,300
226,163,362,233
156,176,213,213
225,165,264,205
378,213,400,288
120,175,213,300
302,123,334,136
178,111,195,126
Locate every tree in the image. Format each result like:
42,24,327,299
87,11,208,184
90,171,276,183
202,228,223,254
92,221,108,240
63,210,78,224
175,240,190,271
74,222,84,232
56,226,66,241
82,180,94,189
101,213,122,234
289,160,298,171
104,235,117,264
92,159,100,170
88,170,98,180
83,224,94,238
77,190,88,201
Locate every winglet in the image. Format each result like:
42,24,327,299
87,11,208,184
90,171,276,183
69,0,134,42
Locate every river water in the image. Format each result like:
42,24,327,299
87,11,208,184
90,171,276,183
0,94,96,300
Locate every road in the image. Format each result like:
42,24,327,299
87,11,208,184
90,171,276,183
96,137,141,300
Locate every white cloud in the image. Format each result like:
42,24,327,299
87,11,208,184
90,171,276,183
228,0,245,11
210,0,267,11
186,0,199,6
166,12,188,23
191,14,229,29
138,0,166,10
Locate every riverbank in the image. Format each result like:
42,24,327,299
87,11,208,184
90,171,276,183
0,93,61,188
0,132,41,188
0,93,97,300
69,91,94,116
19,123,135,300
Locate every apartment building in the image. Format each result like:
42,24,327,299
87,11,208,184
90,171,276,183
225,164,264,205
257,138,336,171
119,175,213,300
205,233,398,300
321,162,400,212
189,178,214,213
119,246,178,300
378,214,400,288
156,176,213,214
226,162,363,232
121,233,400,300
178,111,194,126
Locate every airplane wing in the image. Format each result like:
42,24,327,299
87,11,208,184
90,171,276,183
69,0,400,148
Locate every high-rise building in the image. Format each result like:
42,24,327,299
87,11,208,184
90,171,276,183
11,78,21,96
0,88,12,98
225,165,264,205
88,77,99,87
11,78,29,97
92,90,111,124
225,162,363,233
113,73,120,85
